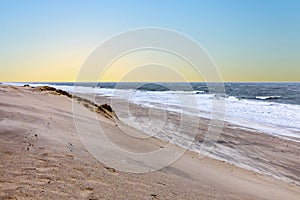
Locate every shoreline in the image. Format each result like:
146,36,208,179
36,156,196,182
89,92,300,186
4,82,300,142
1,84,300,199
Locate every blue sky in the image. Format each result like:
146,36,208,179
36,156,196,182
0,0,299,81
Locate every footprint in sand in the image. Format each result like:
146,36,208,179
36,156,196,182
45,122,51,127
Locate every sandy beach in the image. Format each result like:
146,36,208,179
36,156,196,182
1,84,300,200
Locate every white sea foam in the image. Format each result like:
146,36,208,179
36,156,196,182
6,82,300,140
110,89,300,140
256,96,281,100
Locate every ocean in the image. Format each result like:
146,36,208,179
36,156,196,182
7,82,300,140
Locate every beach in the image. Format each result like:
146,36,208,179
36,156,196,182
1,84,300,200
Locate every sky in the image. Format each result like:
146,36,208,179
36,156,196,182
0,0,299,82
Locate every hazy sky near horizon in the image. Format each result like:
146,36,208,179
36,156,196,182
0,0,299,82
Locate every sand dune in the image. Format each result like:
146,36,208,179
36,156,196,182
0,84,300,199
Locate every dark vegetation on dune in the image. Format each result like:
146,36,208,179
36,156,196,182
35,85,116,119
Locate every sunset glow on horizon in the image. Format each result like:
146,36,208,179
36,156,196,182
1,0,299,82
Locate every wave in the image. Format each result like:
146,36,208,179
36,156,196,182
126,90,300,139
195,91,205,94
5,82,300,140
256,96,281,100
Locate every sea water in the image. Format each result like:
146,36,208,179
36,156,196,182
7,82,300,140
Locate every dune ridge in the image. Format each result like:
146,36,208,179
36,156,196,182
35,85,116,120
